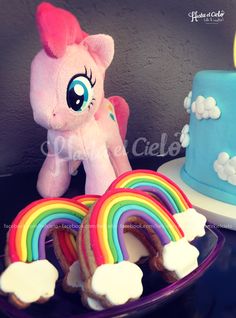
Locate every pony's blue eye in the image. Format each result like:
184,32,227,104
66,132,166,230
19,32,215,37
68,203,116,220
66,70,95,112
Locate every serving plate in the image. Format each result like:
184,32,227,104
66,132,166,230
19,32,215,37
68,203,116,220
159,157,236,230
0,225,224,318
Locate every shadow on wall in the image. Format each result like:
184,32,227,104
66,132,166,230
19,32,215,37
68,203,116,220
0,0,234,174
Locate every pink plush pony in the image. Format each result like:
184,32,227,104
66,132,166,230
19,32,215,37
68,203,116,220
30,2,131,197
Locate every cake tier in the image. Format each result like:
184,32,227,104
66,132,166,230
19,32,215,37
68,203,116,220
182,70,236,205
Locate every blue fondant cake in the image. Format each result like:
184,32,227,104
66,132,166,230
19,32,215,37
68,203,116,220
181,70,236,205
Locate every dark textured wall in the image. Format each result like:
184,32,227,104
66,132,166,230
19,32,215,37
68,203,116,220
0,0,234,174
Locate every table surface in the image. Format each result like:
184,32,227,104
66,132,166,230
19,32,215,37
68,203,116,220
0,156,236,318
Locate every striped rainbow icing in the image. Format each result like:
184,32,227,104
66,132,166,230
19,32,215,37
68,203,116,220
55,195,100,266
87,189,184,267
8,198,89,263
109,170,192,214
74,195,100,208
55,229,78,266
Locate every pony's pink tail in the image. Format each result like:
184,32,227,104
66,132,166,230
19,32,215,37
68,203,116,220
108,96,130,142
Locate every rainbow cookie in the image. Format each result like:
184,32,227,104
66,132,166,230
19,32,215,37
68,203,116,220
78,189,199,308
54,194,150,311
0,198,88,308
53,194,109,311
53,195,99,294
109,169,207,241
73,194,150,264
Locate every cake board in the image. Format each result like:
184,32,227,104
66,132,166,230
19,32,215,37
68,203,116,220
158,157,236,231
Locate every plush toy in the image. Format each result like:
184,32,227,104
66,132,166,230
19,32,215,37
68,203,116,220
30,2,131,197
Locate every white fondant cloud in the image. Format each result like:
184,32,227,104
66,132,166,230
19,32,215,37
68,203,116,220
71,262,105,311
214,152,236,185
0,260,58,304
180,124,190,148
191,96,221,120
124,232,149,263
184,91,192,113
86,296,105,311
173,208,207,241
66,261,82,288
91,261,143,305
162,238,199,278
66,233,149,291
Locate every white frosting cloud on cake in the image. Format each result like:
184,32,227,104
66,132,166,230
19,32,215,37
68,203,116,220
91,261,143,305
173,208,207,241
214,152,236,185
162,238,199,278
184,91,192,113
191,96,221,120
0,260,58,304
180,124,190,148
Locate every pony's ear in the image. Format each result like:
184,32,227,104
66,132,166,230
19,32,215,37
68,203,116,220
36,2,88,58
82,34,114,70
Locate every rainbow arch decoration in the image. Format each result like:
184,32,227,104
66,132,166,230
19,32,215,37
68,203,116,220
79,189,200,308
54,195,100,267
74,194,100,208
8,198,89,263
109,170,192,214
86,189,184,266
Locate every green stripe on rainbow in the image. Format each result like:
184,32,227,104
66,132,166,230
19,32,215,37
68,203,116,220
88,189,184,266
8,198,88,263
54,194,100,266
109,170,192,214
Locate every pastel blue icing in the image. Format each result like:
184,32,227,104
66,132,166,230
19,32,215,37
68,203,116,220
181,70,236,205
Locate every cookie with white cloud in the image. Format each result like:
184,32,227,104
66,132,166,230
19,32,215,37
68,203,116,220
91,261,143,306
64,260,104,311
173,208,207,241
0,260,58,308
162,239,199,278
64,261,82,290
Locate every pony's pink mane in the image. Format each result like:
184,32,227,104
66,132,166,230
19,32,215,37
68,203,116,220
36,2,88,58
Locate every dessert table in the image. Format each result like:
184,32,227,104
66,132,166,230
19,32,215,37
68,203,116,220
0,156,235,318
